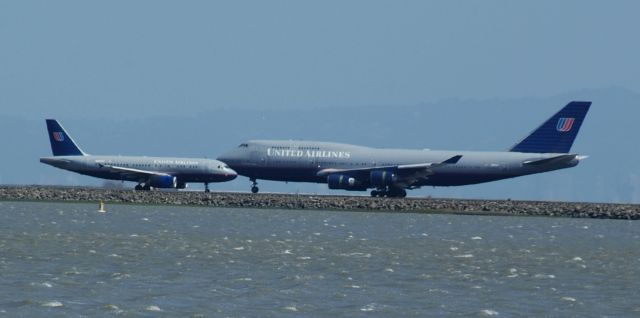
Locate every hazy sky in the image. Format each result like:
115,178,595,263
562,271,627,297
2,1,639,119
2,1,640,201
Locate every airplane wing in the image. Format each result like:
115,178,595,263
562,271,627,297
316,155,462,177
98,164,172,179
396,155,463,170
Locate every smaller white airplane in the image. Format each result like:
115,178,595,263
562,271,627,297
40,119,236,192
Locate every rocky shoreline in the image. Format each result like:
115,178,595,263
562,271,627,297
1,186,639,220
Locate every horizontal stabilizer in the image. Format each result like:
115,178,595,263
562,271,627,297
523,154,578,166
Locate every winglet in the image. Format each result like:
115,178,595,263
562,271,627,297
45,119,87,156
442,155,462,164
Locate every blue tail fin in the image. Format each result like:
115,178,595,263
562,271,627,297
510,101,591,153
45,119,86,156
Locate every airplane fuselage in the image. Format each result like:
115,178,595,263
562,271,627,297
40,155,237,186
218,140,580,188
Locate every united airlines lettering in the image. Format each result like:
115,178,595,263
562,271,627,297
267,148,351,159
152,159,199,165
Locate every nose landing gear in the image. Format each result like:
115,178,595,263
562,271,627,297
204,182,210,193
250,178,259,194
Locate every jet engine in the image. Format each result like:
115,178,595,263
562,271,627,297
327,174,366,191
370,170,396,187
148,175,178,188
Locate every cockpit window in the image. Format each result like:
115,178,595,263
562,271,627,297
238,143,248,148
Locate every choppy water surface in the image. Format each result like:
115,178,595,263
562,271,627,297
0,202,639,317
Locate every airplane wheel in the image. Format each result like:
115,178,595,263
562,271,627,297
371,190,378,197
134,185,142,191
387,188,406,198
143,185,151,191
205,189,210,193
251,186,259,194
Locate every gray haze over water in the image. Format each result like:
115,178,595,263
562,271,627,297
1,201,639,317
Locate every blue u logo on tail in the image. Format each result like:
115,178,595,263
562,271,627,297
556,118,575,132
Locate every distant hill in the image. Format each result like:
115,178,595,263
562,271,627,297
3,87,639,203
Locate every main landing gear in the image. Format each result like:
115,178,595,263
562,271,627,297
134,184,151,191
250,178,259,194
370,187,407,198
204,182,210,193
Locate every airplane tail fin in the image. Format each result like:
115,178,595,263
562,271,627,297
509,101,591,154
45,119,87,156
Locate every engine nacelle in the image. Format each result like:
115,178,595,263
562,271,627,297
148,175,177,188
327,174,366,191
370,170,396,187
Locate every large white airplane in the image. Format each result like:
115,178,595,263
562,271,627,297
218,101,591,197
40,119,236,192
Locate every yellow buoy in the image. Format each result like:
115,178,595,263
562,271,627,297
98,201,106,213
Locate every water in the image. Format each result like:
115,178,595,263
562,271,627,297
0,201,639,317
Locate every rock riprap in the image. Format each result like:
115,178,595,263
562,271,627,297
1,186,638,220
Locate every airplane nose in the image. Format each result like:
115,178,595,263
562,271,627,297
225,168,238,181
